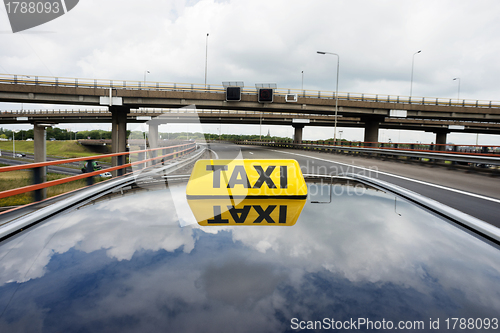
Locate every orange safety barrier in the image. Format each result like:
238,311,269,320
0,143,196,200
0,143,193,173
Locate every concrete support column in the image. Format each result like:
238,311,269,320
34,124,47,200
293,124,304,144
363,118,380,146
148,123,159,149
435,131,448,151
148,122,159,166
111,106,129,176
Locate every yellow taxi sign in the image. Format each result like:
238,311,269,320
186,159,307,198
186,159,307,226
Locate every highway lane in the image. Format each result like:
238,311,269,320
0,156,82,175
205,143,500,228
3,142,498,227
0,151,113,176
0,150,103,167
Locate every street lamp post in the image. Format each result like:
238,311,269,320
21,76,29,111
144,70,150,88
259,112,263,140
205,33,209,88
12,130,15,158
301,71,304,91
410,50,421,98
453,77,461,103
317,51,340,145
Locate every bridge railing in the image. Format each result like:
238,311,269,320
1,108,500,126
241,139,500,156
0,142,196,202
3,107,500,127
2,73,500,109
1,108,322,117
239,140,500,169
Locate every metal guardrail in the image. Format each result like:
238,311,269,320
241,139,500,155
1,108,329,116
334,146,500,165
0,143,196,201
311,141,500,155
240,141,500,167
0,145,207,240
2,73,500,109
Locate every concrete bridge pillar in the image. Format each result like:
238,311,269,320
148,122,159,165
111,106,129,176
363,117,381,146
435,131,448,151
148,123,159,148
293,124,304,144
34,123,48,200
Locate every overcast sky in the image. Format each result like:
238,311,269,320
1,0,500,144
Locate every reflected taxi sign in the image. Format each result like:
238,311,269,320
186,159,307,226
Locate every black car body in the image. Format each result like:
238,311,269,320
0,165,499,332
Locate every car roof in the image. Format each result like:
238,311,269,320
0,175,498,331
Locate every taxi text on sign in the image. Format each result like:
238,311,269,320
186,159,307,226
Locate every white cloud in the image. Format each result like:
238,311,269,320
2,182,499,328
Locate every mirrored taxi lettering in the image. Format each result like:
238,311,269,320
207,205,287,224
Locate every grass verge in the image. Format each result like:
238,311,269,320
0,169,106,207
0,140,112,163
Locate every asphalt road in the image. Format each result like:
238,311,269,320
2,142,498,227
206,143,500,228
0,151,112,175
0,152,82,175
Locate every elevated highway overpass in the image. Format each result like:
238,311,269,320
2,108,500,135
1,73,499,179
2,74,500,120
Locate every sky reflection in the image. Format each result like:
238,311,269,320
0,181,498,332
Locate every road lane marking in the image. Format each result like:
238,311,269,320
270,149,500,204
208,149,219,159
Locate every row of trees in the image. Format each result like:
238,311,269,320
0,128,296,142
125,131,292,142
0,128,115,141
